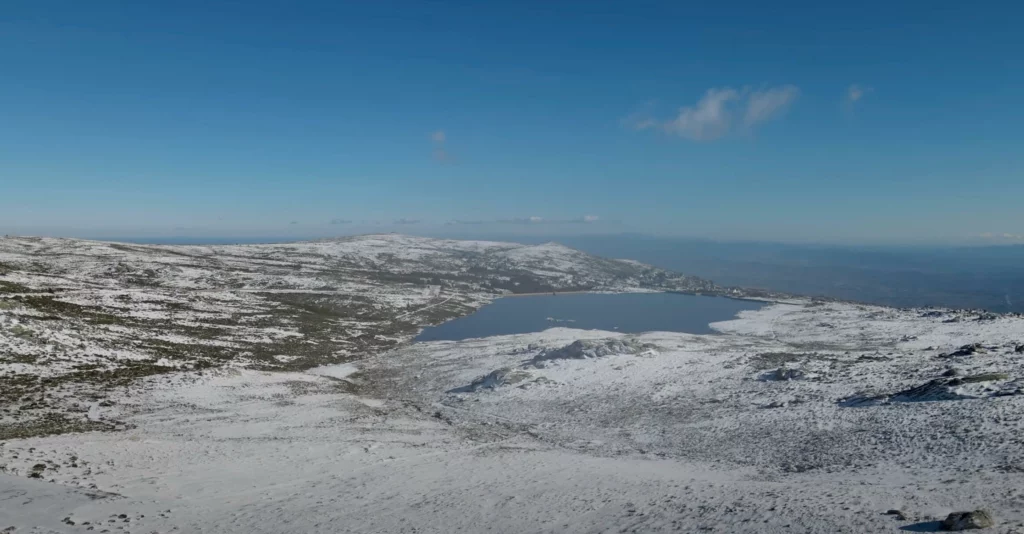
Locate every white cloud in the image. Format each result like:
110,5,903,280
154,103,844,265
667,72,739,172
663,88,740,141
627,85,798,141
745,85,800,128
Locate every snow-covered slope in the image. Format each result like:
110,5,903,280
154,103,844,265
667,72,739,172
0,234,710,293
0,234,712,439
3,301,1023,533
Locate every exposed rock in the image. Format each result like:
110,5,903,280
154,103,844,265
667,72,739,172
942,344,986,358
843,373,1003,406
763,367,806,381
529,339,656,367
960,373,1010,383
454,368,538,393
885,509,909,521
941,509,994,530
891,378,972,403
839,391,889,407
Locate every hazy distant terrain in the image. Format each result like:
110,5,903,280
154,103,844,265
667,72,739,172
525,236,1024,313
118,234,1024,313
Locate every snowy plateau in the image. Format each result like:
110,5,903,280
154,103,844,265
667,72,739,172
1,234,1023,533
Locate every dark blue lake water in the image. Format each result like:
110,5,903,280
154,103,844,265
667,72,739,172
415,292,765,342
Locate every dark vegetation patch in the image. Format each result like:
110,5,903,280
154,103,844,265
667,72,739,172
1,353,38,364
58,361,179,388
0,413,112,441
0,280,31,293
749,352,809,370
11,295,125,325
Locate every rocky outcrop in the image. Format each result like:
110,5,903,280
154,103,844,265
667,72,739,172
942,509,994,530
941,344,987,358
451,367,553,393
528,339,657,367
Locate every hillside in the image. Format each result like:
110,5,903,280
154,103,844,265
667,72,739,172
0,234,712,438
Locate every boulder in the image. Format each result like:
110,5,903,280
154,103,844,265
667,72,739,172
942,509,994,530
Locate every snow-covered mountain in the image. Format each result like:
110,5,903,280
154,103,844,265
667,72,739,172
0,234,712,437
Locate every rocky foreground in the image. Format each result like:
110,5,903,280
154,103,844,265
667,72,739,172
2,235,1024,533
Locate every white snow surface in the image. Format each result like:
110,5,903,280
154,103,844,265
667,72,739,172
4,300,1024,532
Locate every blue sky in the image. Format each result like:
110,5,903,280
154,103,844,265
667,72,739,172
2,1,1022,243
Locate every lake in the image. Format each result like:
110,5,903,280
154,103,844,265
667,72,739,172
415,292,765,342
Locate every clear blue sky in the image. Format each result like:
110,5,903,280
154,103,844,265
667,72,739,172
2,1,1022,243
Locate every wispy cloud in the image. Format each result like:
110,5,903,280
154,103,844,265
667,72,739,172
429,130,454,163
745,85,800,128
620,101,660,131
446,215,603,226
500,215,601,225
843,84,873,114
979,232,1024,241
626,85,799,141
846,84,871,104
329,218,352,225
503,216,547,224
664,88,740,141
394,218,421,225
